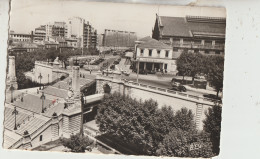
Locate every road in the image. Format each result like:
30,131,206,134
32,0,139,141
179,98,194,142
124,75,206,97
78,56,212,97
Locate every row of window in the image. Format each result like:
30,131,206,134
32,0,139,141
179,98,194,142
140,49,170,57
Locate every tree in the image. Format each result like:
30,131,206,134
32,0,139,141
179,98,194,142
177,52,204,83
61,133,93,152
176,51,192,82
156,129,215,158
207,55,224,97
173,107,195,131
203,105,222,155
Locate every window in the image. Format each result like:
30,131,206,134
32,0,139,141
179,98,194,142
173,48,178,51
140,49,144,56
165,51,169,57
149,50,152,56
40,135,43,141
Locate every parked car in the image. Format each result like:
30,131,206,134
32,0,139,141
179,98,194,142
203,94,221,101
171,82,187,92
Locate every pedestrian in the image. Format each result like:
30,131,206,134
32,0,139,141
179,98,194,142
90,69,92,74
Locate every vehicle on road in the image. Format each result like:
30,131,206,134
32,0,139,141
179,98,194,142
203,94,221,101
171,81,187,92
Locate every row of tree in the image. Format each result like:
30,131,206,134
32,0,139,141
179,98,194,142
96,93,222,157
176,52,224,97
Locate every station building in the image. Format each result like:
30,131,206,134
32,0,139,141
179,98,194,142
152,15,226,55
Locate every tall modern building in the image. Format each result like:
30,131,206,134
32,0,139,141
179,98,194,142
102,29,137,48
152,14,226,55
34,22,67,42
67,17,97,49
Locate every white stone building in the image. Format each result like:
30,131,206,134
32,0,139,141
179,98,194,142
135,36,178,74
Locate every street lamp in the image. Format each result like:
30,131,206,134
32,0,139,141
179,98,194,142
40,92,46,113
80,93,86,137
10,84,14,103
47,74,49,85
136,57,140,83
106,61,109,76
12,106,18,130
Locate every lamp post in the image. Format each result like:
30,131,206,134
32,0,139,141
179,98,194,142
136,57,140,83
40,92,46,113
80,93,86,137
47,74,49,85
10,84,14,103
12,106,18,130
106,61,109,76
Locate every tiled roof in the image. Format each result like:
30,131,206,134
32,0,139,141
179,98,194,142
13,94,52,114
159,16,226,37
138,39,172,49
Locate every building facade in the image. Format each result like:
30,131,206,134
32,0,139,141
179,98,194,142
152,15,226,55
103,29,137,48
135,37,177,73
9,31,33,43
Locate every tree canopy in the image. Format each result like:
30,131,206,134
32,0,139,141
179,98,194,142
176,52,224,96
60,133,93,153
203,105,222,155
96,93,217,157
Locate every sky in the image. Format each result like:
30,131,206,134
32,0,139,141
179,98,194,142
9,0,226,38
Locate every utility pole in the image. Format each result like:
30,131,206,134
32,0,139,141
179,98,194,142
80,93,85,137
12,106,18,130
106,61,109,76
137,57,140,83
40,92,46,113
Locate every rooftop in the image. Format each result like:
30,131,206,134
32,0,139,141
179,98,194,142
138,38,172,50
158,15,226,38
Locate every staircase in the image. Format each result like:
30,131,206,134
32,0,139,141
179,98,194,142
195,104,203,129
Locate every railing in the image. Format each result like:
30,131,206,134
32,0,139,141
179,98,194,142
30,119,52,139
172,43,225,50
127,80,216,104
98,75,220,105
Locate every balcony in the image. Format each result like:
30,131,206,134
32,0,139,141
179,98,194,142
172,42,224,50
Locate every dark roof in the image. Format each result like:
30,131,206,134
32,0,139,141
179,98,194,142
159,16,226,38
138,38,172,50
